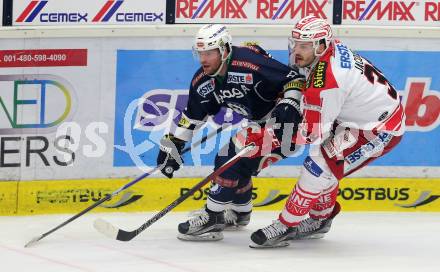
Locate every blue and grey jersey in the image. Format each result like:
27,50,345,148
175,45,305,141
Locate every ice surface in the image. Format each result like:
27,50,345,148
1,211,439,272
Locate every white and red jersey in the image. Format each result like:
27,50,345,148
297,40,405,145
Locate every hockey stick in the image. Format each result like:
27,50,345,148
24,126,224,248
93,143,255,242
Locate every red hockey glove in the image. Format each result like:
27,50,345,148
243,126,281,158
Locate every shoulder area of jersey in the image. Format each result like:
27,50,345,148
190,70,216,99
191,67,210,88
235,45,272,58
331,39,356,71
306,46,339,91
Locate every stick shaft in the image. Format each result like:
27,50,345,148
25,126,224,247
114,144,255,241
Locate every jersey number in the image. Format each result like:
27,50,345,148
364,63,398,100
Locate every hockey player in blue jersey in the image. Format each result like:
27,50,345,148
156,24,305,241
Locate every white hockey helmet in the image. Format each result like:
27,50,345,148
193,24,232,76
289,16,333,57
194,24,232,55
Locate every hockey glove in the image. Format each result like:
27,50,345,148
270,98,302,144
157,134,186,179
243,126,281,158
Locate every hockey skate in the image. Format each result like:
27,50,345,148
249,220,297,248
288,201,341,240
224,209,251,230
188,207,251,230
177,209,225,241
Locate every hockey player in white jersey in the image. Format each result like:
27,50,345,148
249,16,406,248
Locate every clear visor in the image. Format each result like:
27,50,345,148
192,47,221,61
288,38,315,53
288,37,315,65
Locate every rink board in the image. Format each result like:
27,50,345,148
1,178,439,215
0,181,18,215
0,28,438,182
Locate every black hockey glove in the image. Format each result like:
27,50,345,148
270,98,302,145
156,134,186,179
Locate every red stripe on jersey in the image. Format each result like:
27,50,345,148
191,71,206,87
296,184,321,197
296,45,340,144
305,45,339,92
296,93,323,144
375,103,404,132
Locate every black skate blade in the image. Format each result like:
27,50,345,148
249,241,289,249
298,233,325,240
177,232,223,241
288,233,326,241
224,225,247,231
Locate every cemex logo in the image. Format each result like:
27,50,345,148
93,0,163,22
93,0,124,22
16,1,87,23
343,0,417,21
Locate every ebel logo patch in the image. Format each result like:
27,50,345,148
209,184,222,195
178,116,191,128
196,79,215,98
227,72,253,84
313,61,327,88
303,156,323,177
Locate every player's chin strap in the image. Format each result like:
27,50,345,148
304,40,332,77
304,56,321,78
208,49,232,77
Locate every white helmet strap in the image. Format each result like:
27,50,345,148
208,46,232,77
312,39,328,57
